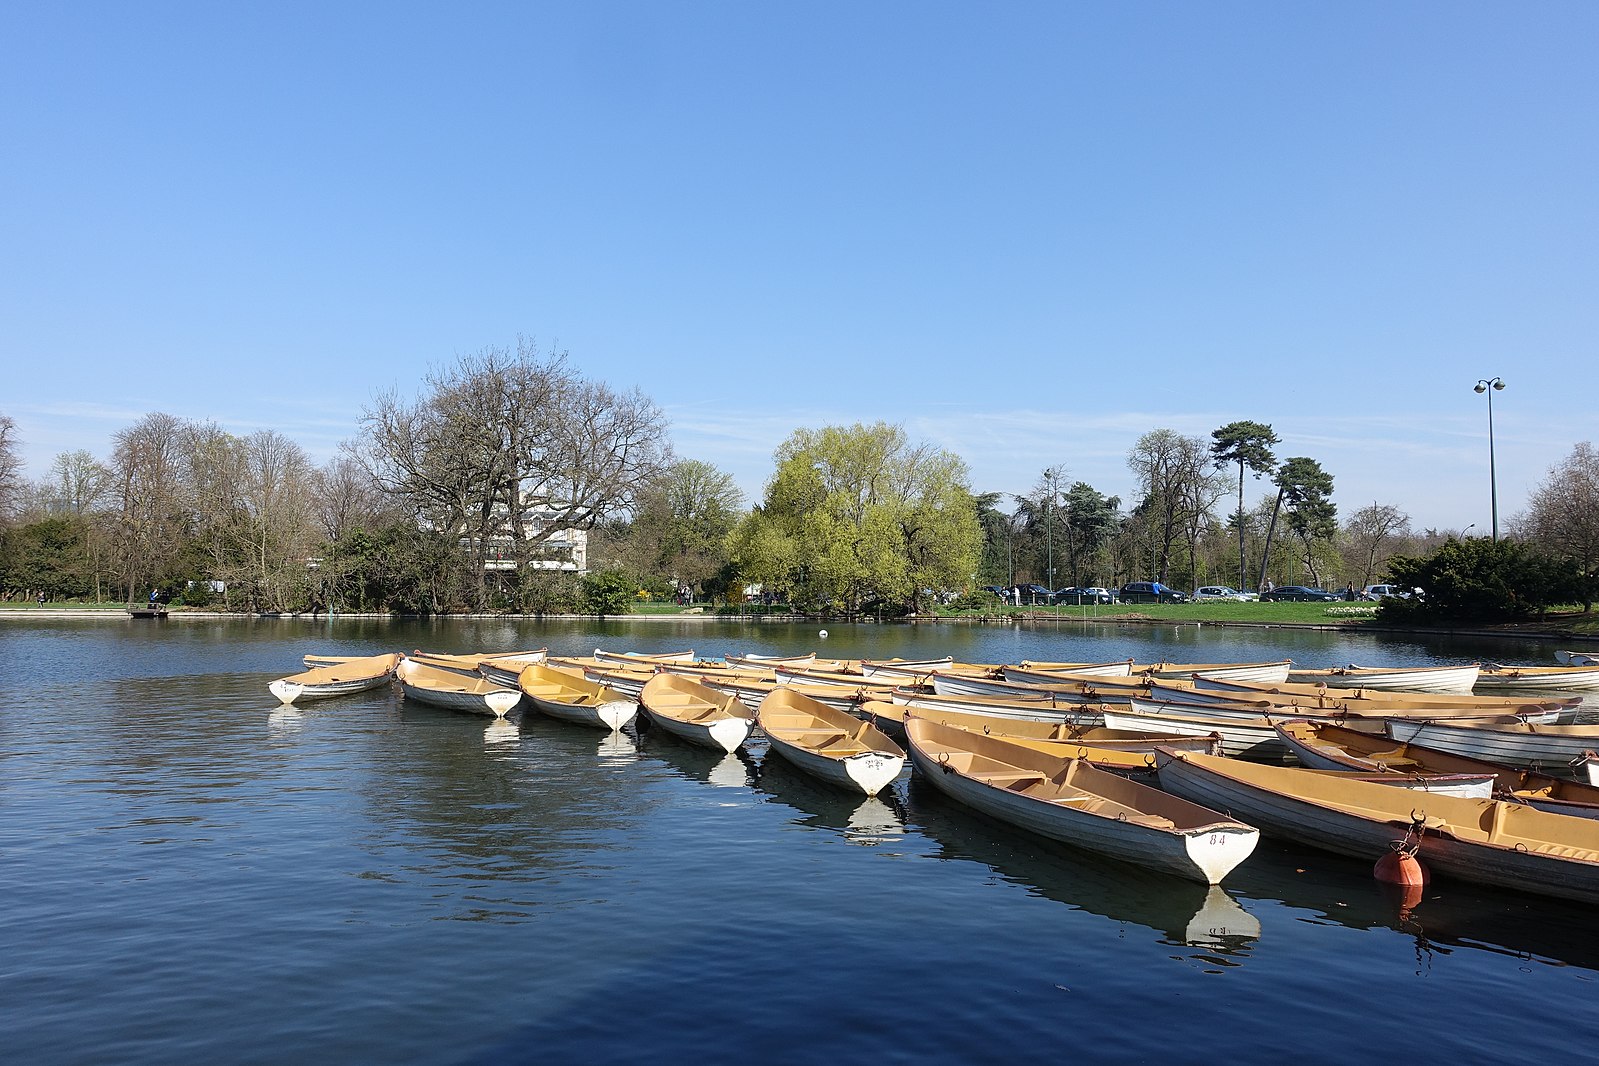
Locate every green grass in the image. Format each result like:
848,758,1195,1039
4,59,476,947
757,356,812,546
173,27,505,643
936,600,1380,625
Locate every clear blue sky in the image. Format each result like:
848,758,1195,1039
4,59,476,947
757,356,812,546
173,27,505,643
4,2,1594,531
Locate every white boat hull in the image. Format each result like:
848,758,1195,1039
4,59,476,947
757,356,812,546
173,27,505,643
1475,665,1599,692
398,678,522,717
1156,751,1599,904
907,734,1257,885
524,692,637,730
1383,718,1599,772
642,706,753,753
763,733,904,796
1108,704,1291,760
1286,664,1480,693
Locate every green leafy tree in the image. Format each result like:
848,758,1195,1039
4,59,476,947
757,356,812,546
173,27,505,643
1258,456,1335,589
728,423,980,616
1211,421,1279,591
627,459,744,601
1060,481,1121,586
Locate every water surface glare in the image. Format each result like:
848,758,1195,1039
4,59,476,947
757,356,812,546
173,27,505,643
2,618,1596,1064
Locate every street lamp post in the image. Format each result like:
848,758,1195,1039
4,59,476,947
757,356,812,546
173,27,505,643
1473,377,1506,541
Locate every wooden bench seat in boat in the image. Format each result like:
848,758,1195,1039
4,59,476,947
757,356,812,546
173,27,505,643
779,728,851,745
968,770,1048,791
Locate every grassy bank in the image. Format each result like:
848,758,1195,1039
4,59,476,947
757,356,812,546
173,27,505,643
937,601,1379,626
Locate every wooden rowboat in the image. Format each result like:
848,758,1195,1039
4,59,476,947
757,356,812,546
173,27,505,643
862,700,1219,754
1136,660,1295,684
1383,717,1599,773
1285,663,1480,693
396,658,523,718
269,652,402,705
547,658,657,699
941,671,1144,705
639,673,757,753
907,717,1258,885
1556,650,1599,666
1275,719,1599,817
1187,676,1582,721
1475,663,1599,693
518,662,637,730
1154,749,1599,904
1144,683,1562,725
475,649,549,687
858,656,956,680
862,703,1220,778
757,688,905,796
592,648,696,665
1106,702,1325,761
1016,659,1136,677
891,688,1106,728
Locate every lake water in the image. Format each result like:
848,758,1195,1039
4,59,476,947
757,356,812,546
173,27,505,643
3,617,1597,1064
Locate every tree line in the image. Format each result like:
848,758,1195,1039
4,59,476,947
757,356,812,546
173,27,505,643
1,355,1595,618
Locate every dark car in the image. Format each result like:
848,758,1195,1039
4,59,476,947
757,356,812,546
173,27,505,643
1055,586,1114,605
1261,585,1340,602
1011,583,1055,605
1117,581,1188,604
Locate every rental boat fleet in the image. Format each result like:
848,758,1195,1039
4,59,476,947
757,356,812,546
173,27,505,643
264,647,1599,900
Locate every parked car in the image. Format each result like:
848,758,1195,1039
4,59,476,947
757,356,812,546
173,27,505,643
1010,583,1055,605
1361,584,1407,601
1261,585,1340,602
1118,581,1188,604
1192,585,1257,602
1055,586,1113,605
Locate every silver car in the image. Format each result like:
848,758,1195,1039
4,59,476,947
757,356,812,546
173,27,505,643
1192,585,1257,602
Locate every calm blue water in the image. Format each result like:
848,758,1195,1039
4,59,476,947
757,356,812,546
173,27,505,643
2,618,1596,1065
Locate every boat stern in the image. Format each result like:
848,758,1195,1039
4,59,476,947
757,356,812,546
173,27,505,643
1182,824,1261,885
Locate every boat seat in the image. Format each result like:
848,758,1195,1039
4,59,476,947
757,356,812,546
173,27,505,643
970,771,1048,790
782,731,852,749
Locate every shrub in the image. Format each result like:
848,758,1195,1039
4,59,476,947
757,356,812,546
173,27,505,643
1381,537,1579,623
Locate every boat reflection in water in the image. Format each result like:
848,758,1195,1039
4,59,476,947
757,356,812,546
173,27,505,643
596,729,639,762
752,749,908,847
905,776,1261,956
484,717,521,746
643,733,757,790
266,707,303,734
1228,840,1599,974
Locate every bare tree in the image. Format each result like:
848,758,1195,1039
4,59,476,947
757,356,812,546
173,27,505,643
184,421,247,606
1127,429,1221,585
315,445,397,541
49,450,110,516
0,413,20,523
109,412,190,602
232,430,318,611
1520,441,1599,611
1342,503,1411,588
361,339,672,610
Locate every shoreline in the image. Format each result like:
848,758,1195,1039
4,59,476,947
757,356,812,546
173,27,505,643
2,605,1592,645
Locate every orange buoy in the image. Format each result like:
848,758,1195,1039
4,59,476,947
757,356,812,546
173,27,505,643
1374,840,1429,888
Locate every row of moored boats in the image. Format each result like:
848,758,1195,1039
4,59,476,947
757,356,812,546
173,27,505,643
266,648,1599,903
